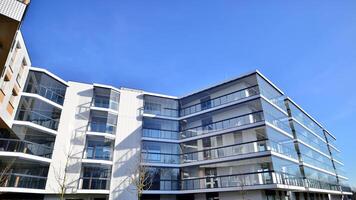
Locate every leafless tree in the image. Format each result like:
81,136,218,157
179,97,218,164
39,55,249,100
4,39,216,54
52,145,80,200
0,158,15,195
127,153,153,199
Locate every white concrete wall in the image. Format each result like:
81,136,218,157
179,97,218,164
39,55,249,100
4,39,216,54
0,31,30,127
109,88,143,200
45,81,93,194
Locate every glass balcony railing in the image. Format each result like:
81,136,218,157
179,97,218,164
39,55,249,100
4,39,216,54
183,139,268,163
142,128,180,140
146,171,342,192
79,177,110,190
25,83,65,105
268,140,299,160
304,178,340,191
336,168,347,178
150,180,180,190
180,85,259,117
87,122,116,134
300,154,335,173
92,97,118,111
16,110,60,130
181,111,264,139
295,131,329,155
143,107,179,118
0,138,53,158
1,173,46,189
180,171,305,191
141,139,298,165
85,146,112,160
141,152,180,164
341,185,352,192
330,151,343,163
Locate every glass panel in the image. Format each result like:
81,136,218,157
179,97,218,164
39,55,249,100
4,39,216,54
299,143,335,173
261,99,291,135
293,121,329,155
180,85,260,116
16,96,62,130
0,138,53,158
257,75,286,112
288,102,325,139
24,71,67,105
144,95,178,117
85,139,113,160
181,111,264,139
92,87,119,110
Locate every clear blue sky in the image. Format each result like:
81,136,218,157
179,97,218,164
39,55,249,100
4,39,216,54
21,0,356,187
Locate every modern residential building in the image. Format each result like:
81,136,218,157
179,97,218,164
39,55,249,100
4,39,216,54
0,3,353,200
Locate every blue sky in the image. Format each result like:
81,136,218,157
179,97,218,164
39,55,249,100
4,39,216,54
21,0,356,187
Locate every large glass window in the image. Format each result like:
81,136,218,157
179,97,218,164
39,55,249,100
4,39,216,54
288,102,325,139
180,74,259,116
0,126,55,158
181,99,264,138
142,141,181,164
266,127,298,160
0,160,48,189
304,167,338,184
24,71,67,105
142,118,179,140
299,143,334,173
87,110,117,134
271,156,301,177
80,165,111,190
16,96,62,130
334,161,347,177
92,87,119,110
181,157,274,190
85,137,113,160
144,95,178,117
325,132,337,147
293,121,329,155
261,99,291,135
146,167,180,190
257,75,287,112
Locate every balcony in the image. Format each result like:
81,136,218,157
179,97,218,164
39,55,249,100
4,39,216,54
92,97,118,111
304,178,340,191
87,122,116,135
181,111,264,139
85,146,113,161
141,152,180,164
1,173,46,189
16,109,60,130
142,129,180,140
183,139,268,163
25,83,65,105
143,95,179,118
149,171,341,192
300,153,335,173
0,138,53,158
180,85,259,117
78,177,110,190
141,139,297,165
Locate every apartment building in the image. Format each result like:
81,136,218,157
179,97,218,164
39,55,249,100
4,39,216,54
0,39,352,199
0,2,353,200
